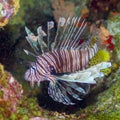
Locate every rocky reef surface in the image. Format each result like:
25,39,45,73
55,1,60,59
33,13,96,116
0,0,120,119
0,63,120,120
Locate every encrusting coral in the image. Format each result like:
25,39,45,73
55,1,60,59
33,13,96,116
52,0,74,22
89,49,110,66
0,0,20,27
0,63,23,118
89,49,111,75
107,14,120,63
75,66,120,120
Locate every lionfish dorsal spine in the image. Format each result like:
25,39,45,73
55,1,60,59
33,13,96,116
60,17,78,49
58,17,77,49
25,26,48,55
37,26,47,53
23,49,37,57
47,21,54,50
63,17,81,49
51,17,68,50
71,19,87,49
25,27,39,55
57,17,87,50
25,17,90,56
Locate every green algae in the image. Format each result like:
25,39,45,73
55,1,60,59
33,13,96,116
89,49,111,75
75,66,120,120
107,14,120,63
0,2,120,120
17,66,119,120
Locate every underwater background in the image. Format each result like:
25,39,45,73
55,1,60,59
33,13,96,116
0,0,120,119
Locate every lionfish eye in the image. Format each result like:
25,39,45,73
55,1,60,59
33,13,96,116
49,65,56,75
31,66,36,70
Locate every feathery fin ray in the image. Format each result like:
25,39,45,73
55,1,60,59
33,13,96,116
25,17,89,53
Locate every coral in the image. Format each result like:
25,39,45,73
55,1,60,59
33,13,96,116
52,0,74,22
70,0,89,17
89,49,111,75
9,0,53,26
90,25,114,50
87,0,120,21
0,63,23,118
89,49,110,66
75,67,120,120
108,14,120,37
107,14,120,63
12,0,20,15
98,26,111,44
0,0,20,27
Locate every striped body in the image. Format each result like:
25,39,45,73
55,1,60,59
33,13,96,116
38,43,98,75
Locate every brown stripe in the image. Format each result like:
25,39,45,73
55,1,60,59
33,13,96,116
75,50,78,70
42,53,57,72
68,50,73,72
37,58,48,73
84,49,87,68
51,51,61,72
79,50,82,70
56,50,64,73
35,62,43,76
63,50,67,72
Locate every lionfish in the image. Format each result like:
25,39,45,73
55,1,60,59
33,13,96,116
24,17,111,105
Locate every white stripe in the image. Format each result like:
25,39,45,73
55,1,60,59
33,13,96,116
77,50,81,70
80,49,84,70
85,48,89,67
65,50,71,72
53,50,61,67
42,54,57,72
37,57,48,74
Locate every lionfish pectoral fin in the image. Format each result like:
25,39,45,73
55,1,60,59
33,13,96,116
56,62,112,84
48,81,75,105
48,76,91,104
56,79,90,102
57,76,96,84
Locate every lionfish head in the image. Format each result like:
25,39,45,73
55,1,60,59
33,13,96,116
24,61,52,86
24,65,36,84
24,64,44,86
